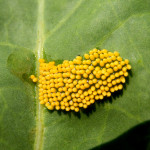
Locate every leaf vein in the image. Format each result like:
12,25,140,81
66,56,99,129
34,0,45,150
96,12,150,47
45,0,84,40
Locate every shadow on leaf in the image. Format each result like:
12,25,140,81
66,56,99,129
91,121,150,150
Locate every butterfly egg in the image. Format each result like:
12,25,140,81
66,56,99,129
30,48,131,112
30,75,38,82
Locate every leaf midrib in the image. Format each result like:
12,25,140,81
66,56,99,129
34,0,45,150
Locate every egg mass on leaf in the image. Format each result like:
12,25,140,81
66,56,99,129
30,48,131,112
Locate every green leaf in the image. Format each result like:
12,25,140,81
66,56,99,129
0,0,150,150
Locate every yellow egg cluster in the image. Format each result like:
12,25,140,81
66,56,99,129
30,48,131,112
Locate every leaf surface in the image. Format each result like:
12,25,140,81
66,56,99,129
0,0,150,150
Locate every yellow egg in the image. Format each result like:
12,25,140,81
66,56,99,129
30,48,131,112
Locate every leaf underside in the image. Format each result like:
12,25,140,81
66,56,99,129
0,0,150,150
